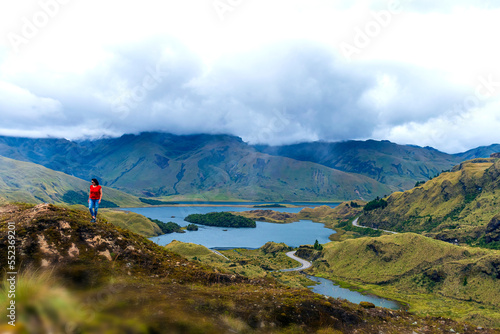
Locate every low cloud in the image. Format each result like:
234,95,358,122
381,99,500,153
0,38,498,152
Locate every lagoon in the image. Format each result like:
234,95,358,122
306,275,401,310
122,203,402,310
122,202,338,248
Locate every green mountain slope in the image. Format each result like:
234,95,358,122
456,144,500,161
0,133,392,201
359,157,500,247
0,155,142,207
3,203,492,333
256,140,465,191
312,233,500,327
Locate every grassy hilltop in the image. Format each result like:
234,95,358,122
310,233,500,327
359,157,500,248
3,203,495,333
229,202,500,328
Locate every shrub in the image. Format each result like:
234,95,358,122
363,197,388,211
185,212,256,228
186,224,199,231
149,218,183,234
313,240,323,250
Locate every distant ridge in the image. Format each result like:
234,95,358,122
455,144,500,161
0,132,391,202
0,155,142,207
255,139,462,191
0,132,498,202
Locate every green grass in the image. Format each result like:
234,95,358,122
0,269,89,332
311,233,500,327
166,241,312,288
359,158,500,245
100,209,163,237
0,155,143,207
2,203,500,333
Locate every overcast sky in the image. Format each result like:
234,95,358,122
1,0,499,153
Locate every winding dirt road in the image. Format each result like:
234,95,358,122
277,218,398,272
352,217,398,234
281,251,312,272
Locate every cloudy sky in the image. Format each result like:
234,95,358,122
1,0,499,153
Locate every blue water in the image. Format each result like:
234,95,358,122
122,204,337,248
154,201,341,207
306,275,402,310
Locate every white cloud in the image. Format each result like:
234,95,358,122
380,99,500,153
0,80,62,121
0,1,499,152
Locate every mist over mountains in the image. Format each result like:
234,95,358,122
0,132,499,203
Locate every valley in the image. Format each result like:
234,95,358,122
1,133,500,332
2,203,499,333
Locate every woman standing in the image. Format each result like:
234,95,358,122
89,178,102,222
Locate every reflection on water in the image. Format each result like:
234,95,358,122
306,275,401,310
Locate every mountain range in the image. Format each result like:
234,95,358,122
0,132,499,203
256,140,500,191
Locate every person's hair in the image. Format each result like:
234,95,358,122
91,178,99,186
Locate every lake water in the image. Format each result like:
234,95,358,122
306,275,402,310
122,202,338,248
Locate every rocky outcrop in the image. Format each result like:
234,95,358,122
485,214,500,243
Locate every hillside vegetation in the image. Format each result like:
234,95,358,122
2,203,492,333
359,157,500,247
99,208,163,237
0,155,143,207
0,133,395,201
311,233,500,327
185,211,256,227
257,140,470,191
1,133,499,202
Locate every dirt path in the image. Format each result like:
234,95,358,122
281,251,312,272
352,217,398,234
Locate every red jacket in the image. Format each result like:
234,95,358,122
89,185,102,200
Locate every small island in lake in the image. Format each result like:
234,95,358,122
148,218,184,234
185,212,256,228
253,203,287,208
185,223,199,231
